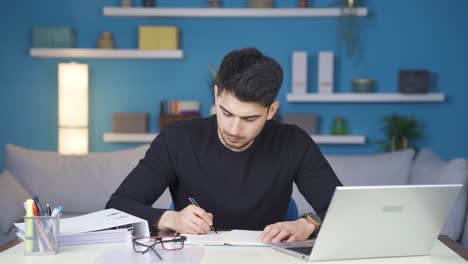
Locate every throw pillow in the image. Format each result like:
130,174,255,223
4,144,149,214
410,149,468,241
0,170,31,234
292,149,415,217
325,149,415,186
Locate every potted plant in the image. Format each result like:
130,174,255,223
379,114,422,152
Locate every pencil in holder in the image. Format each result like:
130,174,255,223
24,215,60,255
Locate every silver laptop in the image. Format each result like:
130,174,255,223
269,184,462,261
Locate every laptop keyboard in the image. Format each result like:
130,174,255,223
287,246,313,255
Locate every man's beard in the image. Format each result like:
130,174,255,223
218,129,253,151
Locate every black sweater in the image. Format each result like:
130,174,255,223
106,116,342,231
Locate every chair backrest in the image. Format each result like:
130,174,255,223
169,198,299,221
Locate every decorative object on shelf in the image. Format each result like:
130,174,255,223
58,62,89,155
318,51,334,94
120,0,133,7
160,100,200,129
399,70,429,94
292,51,308,94
142,0,155,7
298,0,308,8
139,26,178,50
337,0,361,61
32,26,75,48
331,117,348,135
248,0,273,8
112,113,149,133
96,32,115,49
379,114,421,152
283,114,318,134
208,0,222,8
352,78,374,93
208,64,218,116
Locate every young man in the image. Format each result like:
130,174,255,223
106,48,342,243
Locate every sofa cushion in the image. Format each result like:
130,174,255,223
410,149,468,241
325,149,415,186
4,144,149,214
0,170,31,234
292,149,415,217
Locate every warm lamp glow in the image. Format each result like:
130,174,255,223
58,63,89,155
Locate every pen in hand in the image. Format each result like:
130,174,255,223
188,197,217,233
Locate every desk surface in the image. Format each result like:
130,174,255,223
0,238,466,264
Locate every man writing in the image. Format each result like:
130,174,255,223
106,48,342,243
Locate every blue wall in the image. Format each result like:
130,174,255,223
1,0,467,170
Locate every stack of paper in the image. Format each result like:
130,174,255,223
182,230,266,247
59,228,131,247
15,209,150,247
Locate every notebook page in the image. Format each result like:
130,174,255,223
183,230,265,246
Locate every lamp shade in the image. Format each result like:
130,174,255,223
58,63,89,155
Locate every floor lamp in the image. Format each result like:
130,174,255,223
58,62,89,155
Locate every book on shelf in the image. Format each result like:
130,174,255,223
160,100,200,115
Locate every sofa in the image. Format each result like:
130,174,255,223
1,144,467,249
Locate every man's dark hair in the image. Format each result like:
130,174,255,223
216,48,283,107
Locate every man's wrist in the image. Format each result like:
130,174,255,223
300,213,322,238
298,218,316,236
156,210,176,230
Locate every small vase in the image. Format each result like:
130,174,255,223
298,0,307,8
208,0,221,8
142,0,155,7
331,117,348,135
248,0,273,8
96,32,115,49
120,0,133,7
352,78,374,93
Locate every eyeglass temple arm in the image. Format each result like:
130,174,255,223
141,242,163,260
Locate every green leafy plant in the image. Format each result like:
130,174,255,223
379,114,422,152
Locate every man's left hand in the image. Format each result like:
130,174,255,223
259,218,315,243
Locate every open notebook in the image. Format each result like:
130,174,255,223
182,230,266,247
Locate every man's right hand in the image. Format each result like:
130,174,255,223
157,205,214,234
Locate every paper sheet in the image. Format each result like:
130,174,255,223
182,230,265,246
96,242,204,264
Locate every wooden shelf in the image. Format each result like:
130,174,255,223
103,7,368,18
286,93,445,103
103,133,365,145
103,133,159,143
30,48,183,59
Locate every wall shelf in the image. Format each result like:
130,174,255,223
30,48,183,59
103,133,365,145
286,93,445,103
103,7,368,18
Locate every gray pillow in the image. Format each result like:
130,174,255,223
0,170,31,234
410,149,468,241
4,144,149,214
325,149,415,186
292,149,415,216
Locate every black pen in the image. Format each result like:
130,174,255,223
188,197,217,233
46,203,52,216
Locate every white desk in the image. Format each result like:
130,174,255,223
0,240,466,264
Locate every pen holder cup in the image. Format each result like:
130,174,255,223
24,215,60,255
